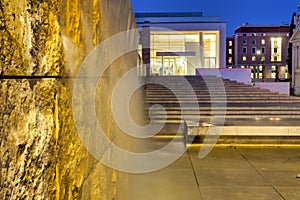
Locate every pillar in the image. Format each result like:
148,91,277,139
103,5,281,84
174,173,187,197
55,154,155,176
142,26,151,76
199,32,204,68
264,65,272,79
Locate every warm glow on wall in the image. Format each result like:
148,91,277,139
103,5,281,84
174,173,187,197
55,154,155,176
271,37,282,62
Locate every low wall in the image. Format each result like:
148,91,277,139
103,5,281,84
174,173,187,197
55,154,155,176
196,68,251,84
254,82,290,95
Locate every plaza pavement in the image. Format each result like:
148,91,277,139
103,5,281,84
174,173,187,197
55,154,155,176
120,146,300,200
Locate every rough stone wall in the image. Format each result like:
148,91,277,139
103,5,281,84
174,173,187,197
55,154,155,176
0,0,139,199
0,79,57,199
0,0,63,76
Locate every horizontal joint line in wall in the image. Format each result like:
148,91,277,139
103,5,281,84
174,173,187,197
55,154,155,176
0,76,61,79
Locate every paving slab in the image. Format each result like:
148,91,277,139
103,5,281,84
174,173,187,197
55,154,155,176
200,186,283,200
274,186,300,200
237,148,300,171
119,147,300,200
259,170,300,186
121,152,202,200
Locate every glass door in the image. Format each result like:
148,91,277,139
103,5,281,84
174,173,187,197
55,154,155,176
162,57,187,76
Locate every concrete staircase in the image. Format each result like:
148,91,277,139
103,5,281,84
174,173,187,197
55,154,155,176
144,76,300,144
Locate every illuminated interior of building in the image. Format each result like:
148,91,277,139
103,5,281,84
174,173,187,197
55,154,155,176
147,31,219,76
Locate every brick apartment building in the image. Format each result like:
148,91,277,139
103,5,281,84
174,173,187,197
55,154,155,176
227,24,290,81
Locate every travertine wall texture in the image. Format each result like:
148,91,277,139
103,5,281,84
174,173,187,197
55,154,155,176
0,0,139,199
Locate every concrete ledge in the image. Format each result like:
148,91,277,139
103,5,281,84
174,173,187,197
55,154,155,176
254,82,290,95
196,68,251,84
184,120,300,144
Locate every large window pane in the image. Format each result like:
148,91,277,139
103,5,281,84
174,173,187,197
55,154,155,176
203,33,217,68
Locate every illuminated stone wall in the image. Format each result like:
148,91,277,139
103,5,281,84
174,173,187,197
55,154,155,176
0,0,139,199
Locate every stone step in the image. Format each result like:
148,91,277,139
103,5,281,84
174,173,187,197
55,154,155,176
144,92,284,96
145,82,238,86
146,106,300,111
145,88,256,91
149,116,300,123
146,106,300,112
150,117,300,125
147,110,300,115
145,100,300,103
144,89,274,92
184,122,300,137
145,86,257,89
144,76,300,139
144,93,287,97
144,96,296,101
151,112,300,119
145,83,248,86
149,117,300,127
146,103,300,111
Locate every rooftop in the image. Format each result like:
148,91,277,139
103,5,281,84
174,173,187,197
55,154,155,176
135,12,203,18
135,12,222,24
235,24,290,33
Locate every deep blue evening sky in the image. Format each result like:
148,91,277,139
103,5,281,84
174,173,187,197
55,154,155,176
130,0,298,36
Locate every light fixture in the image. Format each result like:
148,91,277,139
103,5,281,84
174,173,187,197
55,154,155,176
257,50,261,55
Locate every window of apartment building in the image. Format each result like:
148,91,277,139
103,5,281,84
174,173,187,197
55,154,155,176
271,37,282,62
229,41,233,46
243,33,247,36
261,33,266,36
261,47,265,54
261,55,265,62
228,49,232,54
252,47,256,54
243,56,247,61
252,40,256,44
242,47,247,54
261,39,265,45
252,33,256,36
252,56,256,61
228,57,232,64
243,40,247,45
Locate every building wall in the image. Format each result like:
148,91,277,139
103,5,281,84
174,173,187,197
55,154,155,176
229,25,290,79
0,0,140,199
290,17,300,95
235,33,289,68
137,19,227,75
226,37,235,67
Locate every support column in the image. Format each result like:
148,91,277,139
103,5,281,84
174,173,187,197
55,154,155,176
294,46,300,95
199,32,204,68
292,46,296,89
142,26,151,76
265,65,272,79
256,65,260,79
278,66,286,79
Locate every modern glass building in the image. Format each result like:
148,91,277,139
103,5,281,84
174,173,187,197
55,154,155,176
135,12,226,76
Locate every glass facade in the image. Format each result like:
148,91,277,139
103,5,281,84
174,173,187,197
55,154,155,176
203,34,217,69
148,31,219,76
